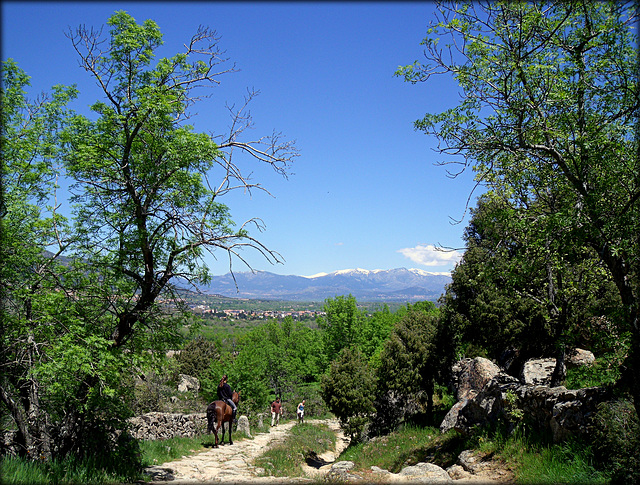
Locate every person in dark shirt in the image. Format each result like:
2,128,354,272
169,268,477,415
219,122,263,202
217,374,237,423
271,397,283,427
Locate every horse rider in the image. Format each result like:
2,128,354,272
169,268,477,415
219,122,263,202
218,374,237,423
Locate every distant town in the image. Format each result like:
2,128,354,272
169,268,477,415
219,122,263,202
160,290,404,321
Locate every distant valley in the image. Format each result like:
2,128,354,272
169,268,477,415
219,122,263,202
200,267,452,302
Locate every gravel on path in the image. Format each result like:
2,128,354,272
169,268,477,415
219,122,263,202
144,419,346,483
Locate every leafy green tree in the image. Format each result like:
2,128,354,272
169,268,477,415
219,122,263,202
1,59,79,459
321,346,376,441
441,194,621,383
361,304,397,369
399,0,640,413
317,295,364,364
175,335,220,380
63,11,296,349
1,10,296,463
376,302,447,421
203,317,324,412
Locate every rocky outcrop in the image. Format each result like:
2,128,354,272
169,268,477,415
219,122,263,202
567,348,595,367
127,412,207,440
451,357,501,400
176,374,200,393
521,358,556,385
441,356,610,442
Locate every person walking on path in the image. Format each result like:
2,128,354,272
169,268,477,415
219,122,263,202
271,397,283,427
296,400,305,424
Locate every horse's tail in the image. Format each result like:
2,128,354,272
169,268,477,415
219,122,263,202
206,403,217,431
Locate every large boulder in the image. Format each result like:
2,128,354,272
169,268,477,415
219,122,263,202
567,348,595,367
441,372,521,434
237,415,251,438
521,358,556,386
398,462,452,482
450,357,501,400
326,461,361,481
520,350,595,386
177,374,200,393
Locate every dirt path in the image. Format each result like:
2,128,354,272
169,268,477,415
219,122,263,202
145,418,348,483
144,419,513,484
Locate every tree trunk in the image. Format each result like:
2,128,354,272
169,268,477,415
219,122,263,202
550,347,566,388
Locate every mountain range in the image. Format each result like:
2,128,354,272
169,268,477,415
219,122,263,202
201,268,452,302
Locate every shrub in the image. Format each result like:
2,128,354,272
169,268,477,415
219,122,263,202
175,336,219,380
591,399,640,483
321,346,376,442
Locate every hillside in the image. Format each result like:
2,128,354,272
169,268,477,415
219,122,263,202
200,267,452,302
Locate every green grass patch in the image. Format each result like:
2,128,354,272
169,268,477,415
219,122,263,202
468,425,610,484
0,454,138,485
255,422,336,477
340,424,466,473
1,456,50,485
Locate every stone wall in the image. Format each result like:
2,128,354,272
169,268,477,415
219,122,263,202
127,412,208,441
441,354,609,442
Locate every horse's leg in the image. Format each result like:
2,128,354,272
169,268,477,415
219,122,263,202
207,410,217,448
215,422,221,447
229,420,233,445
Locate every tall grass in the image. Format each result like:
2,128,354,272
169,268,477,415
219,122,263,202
1,456,49,485
515,439,609,484
0,454,138,485
255,422,336,477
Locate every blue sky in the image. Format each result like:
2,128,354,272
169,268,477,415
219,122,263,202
2,2,480,277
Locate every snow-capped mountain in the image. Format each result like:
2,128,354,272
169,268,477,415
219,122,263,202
201,268,452,302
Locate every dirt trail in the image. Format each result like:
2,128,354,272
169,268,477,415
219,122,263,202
145,418,349,483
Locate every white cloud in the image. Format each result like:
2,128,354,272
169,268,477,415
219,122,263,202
397,244,463,267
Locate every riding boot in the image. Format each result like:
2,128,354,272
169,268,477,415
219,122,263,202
232,408,238,424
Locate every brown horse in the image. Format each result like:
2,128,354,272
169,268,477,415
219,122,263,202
206,391,239,447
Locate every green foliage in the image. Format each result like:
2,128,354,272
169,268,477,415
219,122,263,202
255,422,336,478
591,399,640,483
402,0,640,408
318,295,365,363
441,194,622,372
375,302,451,430
360,304,397,367
320,346,377,442
201,317,325,414
1,9,295,467
175,335,220,380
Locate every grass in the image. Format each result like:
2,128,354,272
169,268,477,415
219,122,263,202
340,424,467,474
1,456,50,485
0,454,137,485
499,433,610,484
0,416,614,484
336,420,609,484
0,425,254,484
254,421,336,478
